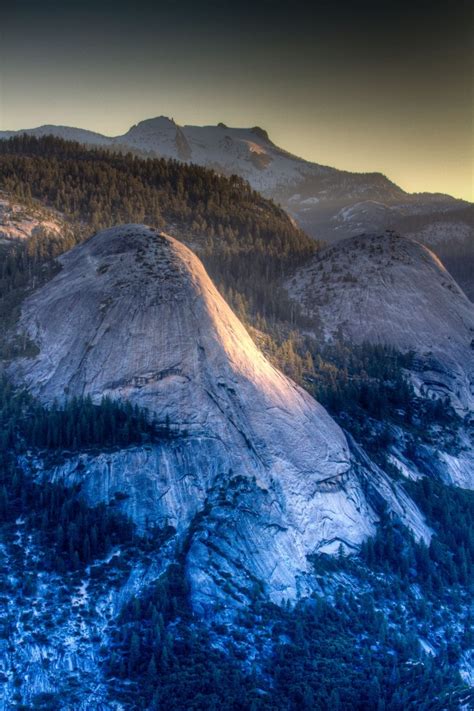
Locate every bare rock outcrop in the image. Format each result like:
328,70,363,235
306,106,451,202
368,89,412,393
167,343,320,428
286,232,474,415
12,225,429,608
286,232,474,489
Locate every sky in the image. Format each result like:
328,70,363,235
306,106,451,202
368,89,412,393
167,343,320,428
1,0,472,200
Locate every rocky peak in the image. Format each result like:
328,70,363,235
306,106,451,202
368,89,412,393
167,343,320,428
127,115,177,131
250,126,271,142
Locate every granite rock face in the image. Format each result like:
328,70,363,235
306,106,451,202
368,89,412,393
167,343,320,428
12,225,429,608
286,232,474,489
286,232,474,415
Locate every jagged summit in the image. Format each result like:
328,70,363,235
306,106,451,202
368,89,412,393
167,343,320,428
119,117,192,159
286,232,474,414
123,116,177,137
116,118,285,173
134,115,176,126
11,224,428,607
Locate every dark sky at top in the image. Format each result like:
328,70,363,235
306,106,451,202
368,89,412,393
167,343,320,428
1,0,472,198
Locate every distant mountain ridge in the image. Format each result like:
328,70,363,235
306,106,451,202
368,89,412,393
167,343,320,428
0,116,469,244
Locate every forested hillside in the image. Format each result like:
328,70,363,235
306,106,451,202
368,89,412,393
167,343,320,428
0,135,317,319
0,134,322,368
0,135,467,460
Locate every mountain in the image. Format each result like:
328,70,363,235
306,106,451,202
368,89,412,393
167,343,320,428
3,117,472,299
0,152,471,706
286,232,474,487
0,124,111,147
0,117,468,244
1,222,472,708
9,224,429,608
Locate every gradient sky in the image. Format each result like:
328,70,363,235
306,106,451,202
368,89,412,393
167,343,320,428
1,0,472,200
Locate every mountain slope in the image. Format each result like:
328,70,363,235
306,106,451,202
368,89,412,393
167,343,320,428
0,123,112,147
0,134,316,325
286,232,474,487
1,117,467,244
2,225,472,709
287,233,474,410
9,224,429,609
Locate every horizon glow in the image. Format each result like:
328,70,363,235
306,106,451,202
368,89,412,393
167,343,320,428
1,0,472,201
